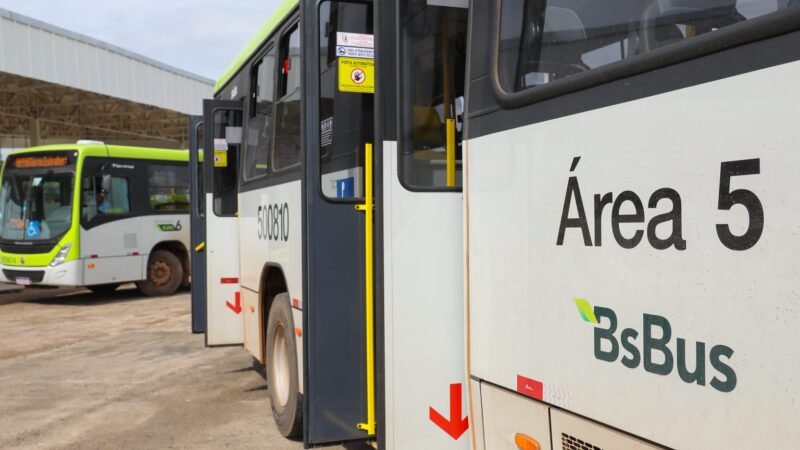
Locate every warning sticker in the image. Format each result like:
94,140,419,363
336,45,374,59
213,138,228,151
336,32,373,49
214,150,228,167
321,117,334,147
338,57,374,94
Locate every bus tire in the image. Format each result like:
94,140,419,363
266,293,302,438
136,249,183,297
87,283,120,295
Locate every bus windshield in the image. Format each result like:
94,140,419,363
0,155,75,242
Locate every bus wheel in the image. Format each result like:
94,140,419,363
136,250,183,297
87,283,120,295
266,293,302,438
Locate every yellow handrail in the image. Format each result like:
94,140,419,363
356,143,376,436
446,118,457,187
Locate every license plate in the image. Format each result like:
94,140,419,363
15,277,31,286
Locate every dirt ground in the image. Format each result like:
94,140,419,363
0,285,354,450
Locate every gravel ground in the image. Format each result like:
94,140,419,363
0,285,357,450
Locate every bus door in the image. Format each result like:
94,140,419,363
189,115,205,333
79,158,143,286
202,99,244,346
380,2,470,448
303,1,374,445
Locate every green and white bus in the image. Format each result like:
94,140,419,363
192,0,800,449
190,1,473,447
0,141,191,296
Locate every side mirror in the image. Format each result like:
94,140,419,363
454,96,465,132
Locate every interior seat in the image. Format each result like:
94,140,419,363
639,0,744,53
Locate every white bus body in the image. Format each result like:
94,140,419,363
466,1,800,448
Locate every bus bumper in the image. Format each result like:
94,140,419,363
0,260,83,287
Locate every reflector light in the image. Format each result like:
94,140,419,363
87,263,95,269
295,327,302,337
514,433,540,450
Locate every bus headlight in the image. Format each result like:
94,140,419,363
49,244,72,267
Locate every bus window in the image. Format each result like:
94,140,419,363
82,175,130,221
498,0,796,93
400,2,467,190
318,0,374,199
279,27,301,96
106,177,131,214
212,109,242,217
0,172,73,241
244,48,276,180
149,164,190,211
272,26,302,172
196,122,204,217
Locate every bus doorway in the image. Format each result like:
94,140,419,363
189,115,205,334
202,100,244,346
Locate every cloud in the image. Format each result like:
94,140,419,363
0,0,284,79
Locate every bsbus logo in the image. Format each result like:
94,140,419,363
574,298,737,393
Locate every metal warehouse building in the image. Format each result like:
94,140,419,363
0,7,213,150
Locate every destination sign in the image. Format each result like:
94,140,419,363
13,155,70,169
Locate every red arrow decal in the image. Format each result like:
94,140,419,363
226,291,242,314
429,383,469,440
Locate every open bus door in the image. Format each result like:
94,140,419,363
380,2,470,448
202,99,244,346
302,0,373,445
189,115,206,333
302,1,469,447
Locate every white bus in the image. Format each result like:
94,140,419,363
192,0,800,448
0,142,191,296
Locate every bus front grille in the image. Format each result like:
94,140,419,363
3,270,45,283
0,242,57,255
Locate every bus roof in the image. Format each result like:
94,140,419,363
214,0,299,94
8,144,188,162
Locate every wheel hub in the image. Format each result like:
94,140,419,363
149,260,171,286
272,324,291,407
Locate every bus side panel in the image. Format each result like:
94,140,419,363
466,60,800,449
137,212,191,275
81,213,189,286
238,181,303,385
382,142,469,449
80,217,155,284
84,255,143,285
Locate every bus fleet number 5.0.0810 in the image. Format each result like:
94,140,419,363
257,203,289,242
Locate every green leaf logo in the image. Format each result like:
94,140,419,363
574,298,599,324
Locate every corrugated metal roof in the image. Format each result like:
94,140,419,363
0,7,213,116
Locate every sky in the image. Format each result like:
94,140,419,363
0,0,284,81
